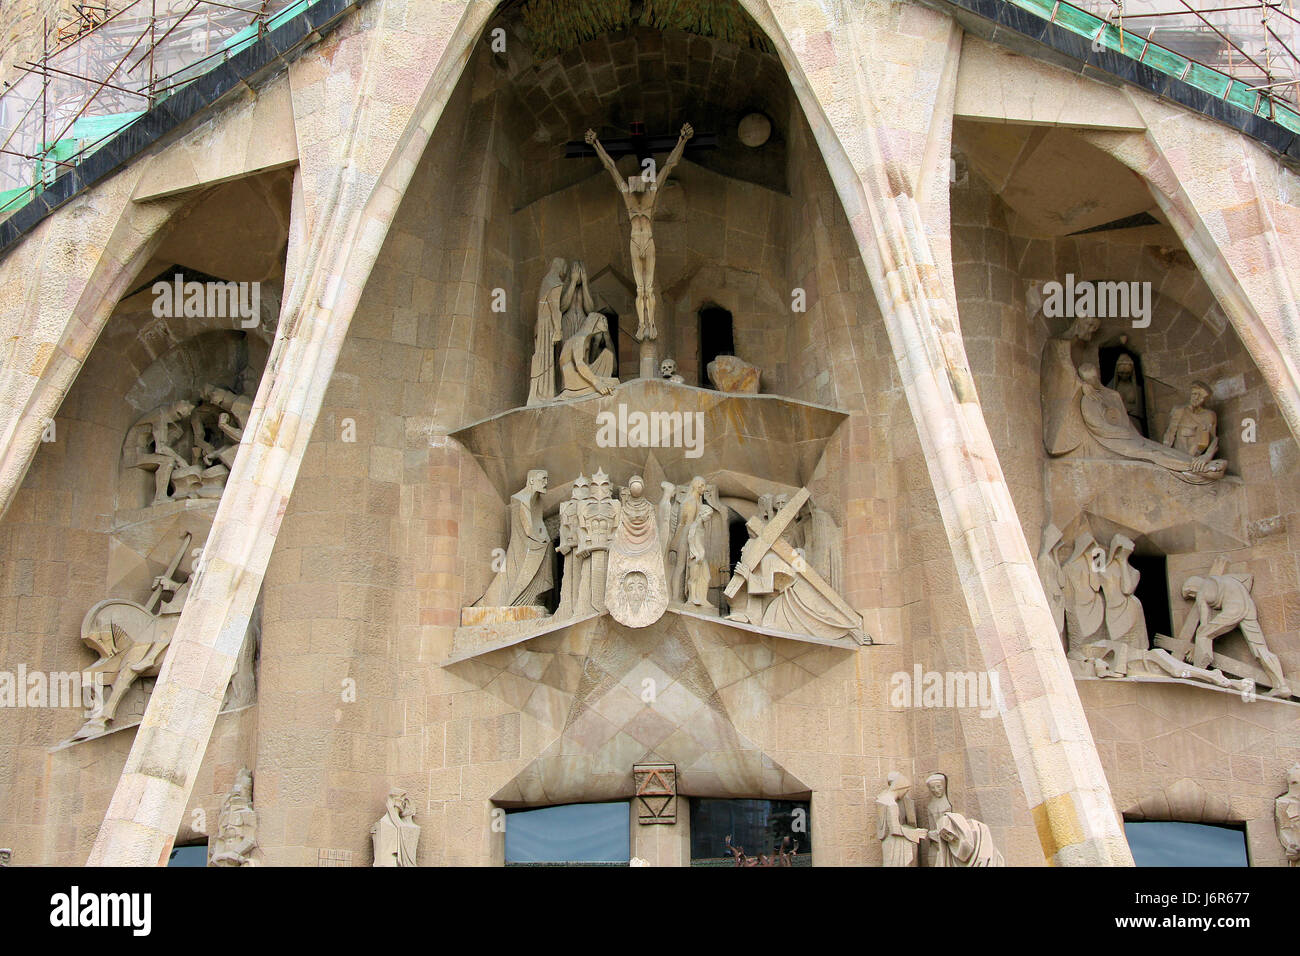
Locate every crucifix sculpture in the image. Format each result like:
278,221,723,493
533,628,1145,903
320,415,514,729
584,122,694,357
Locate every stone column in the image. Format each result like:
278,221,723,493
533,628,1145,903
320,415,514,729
88,0,498,865
743,0,1131,864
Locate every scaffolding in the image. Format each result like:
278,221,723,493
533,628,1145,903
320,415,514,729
1,0,1298,223
0,0,324,216
1074,0,1300,103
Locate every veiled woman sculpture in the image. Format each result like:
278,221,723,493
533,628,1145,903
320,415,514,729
528,259,595,405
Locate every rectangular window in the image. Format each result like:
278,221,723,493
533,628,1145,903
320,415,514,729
504,801,630,866
690,798,809,866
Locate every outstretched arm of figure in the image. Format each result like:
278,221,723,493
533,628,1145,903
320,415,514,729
585,129,627,193
656,123,694,187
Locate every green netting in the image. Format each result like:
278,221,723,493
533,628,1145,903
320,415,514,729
0,186,31,212
70,111,145,145
42,138,78,164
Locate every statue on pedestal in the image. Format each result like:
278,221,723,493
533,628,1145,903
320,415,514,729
476,470,553,609
371,787,419,867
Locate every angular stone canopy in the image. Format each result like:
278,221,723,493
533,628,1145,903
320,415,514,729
450,378,850,502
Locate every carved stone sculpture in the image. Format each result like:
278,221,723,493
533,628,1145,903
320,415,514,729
877,772,925,866
125,384,255,505
1277,764,1300,867
528,258,595,405
1171,572,1292,697
685,502,714,608
1079,364,1227,481
667,476,707,602
659,358,685,384
707,354,760,393
1107,352,1144,433
558,312,618,399
1100,534,1147,652
371,787,419,867
1041,318,1225,481
127,400,198,505
586,124,693,342
200,383,252,469
476,469,553,609
71,533,196,740
211,768,258,866
1163,381,1219,463
931,811,1006,867
1060,532,1104,658
921,770,1005,866
555,474,589,618
606,475,668,627
923,772,953,867
577,468,620,614
725,488,861,640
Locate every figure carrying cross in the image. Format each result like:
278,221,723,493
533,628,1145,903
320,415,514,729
584,123,693,344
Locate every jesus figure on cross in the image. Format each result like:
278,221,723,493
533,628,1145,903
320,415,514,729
585,123,693,342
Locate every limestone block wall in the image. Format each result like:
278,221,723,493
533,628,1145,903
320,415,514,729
953,144,1300,861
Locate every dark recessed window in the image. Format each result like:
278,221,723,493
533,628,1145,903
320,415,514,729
1129,552,1170,645
690,798,810,866
504,801,630,865
698,305,734,387
1124,821,1249,866
167,844,208,867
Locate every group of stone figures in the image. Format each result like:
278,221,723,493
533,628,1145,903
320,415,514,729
198,776,421,868
472,468,860,639
123,383,252,505
70,530,257,741
1043,317,1227,483
1038,529,1293,698
877,772,1004,867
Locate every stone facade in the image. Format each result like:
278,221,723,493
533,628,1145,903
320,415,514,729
0,0,1297,867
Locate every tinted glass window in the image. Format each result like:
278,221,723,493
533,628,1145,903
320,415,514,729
1124,821,1248,866
505,802,630,865
690,798,809,866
